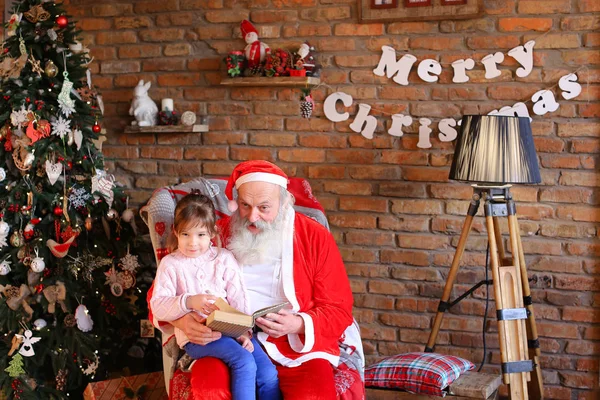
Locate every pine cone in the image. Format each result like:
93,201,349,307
300,100,313,119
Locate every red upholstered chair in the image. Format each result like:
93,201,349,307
141,177,365,399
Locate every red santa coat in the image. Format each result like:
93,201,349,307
218,208,354,366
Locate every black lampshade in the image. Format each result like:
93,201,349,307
449,115,541,184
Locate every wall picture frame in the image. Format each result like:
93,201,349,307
359,0,482,23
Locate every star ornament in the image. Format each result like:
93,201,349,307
28,55,43,76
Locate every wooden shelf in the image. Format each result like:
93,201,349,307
124,124,208,134
220,76,320,88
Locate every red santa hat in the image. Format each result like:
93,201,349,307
225,160,288,212
240,20,258,38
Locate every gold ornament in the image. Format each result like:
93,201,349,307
44,60,58,78
117,271,136,290
85,217,93,231
24,5,50,23
28,55,44,76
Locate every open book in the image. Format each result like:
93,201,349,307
206,298,291,338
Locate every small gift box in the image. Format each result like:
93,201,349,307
83,371,168,400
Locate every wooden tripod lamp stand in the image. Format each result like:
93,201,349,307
425,115,544,399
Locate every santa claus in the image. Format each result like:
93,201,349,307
241,20,270,68
151,160,364,399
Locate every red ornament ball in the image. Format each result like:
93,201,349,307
53,206,63,216
92,123,101,133
56,15,68,29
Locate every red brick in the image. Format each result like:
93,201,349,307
229,147,274,162
559,171,600,187
328,214,377,229
346,231,395,246
556,275,600,291
334,23,383,36
348,166,401,180
563,307,600,323
184,148,228,161
140,147,183,160
540,154,582,169
118,45,162,59
398,234,449,251
579,0,600,12
498,17,553,31
100,61,141,74
585,32,600,47
92,4,133,17
534,137,565,153
360,325,397,341
340,197,387,213
89,47,116,61
143,59,186,72
402,167,450,183
114,16,152,29
440,19,495,32
410,37,463,51
164,44,191,57
560,15,600,31
278,148,325,163
79,18,112,30
562,50,600,65
134,0,179,13
390,199,442,215
339,248,378,263
103,146,139,159
467,35,520,49
96,31,138,45
251,10,297,23
518,0,571,13
485,0,516,14
248,132,294,147
135,176,179,189
159,162,203,177
525,33,580,49
389,22,438,34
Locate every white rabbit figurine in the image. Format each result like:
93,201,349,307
129,80,158,126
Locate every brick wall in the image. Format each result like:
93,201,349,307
59,0,600,398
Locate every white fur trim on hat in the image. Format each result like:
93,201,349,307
235,172,288,190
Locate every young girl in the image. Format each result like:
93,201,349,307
150,193,281,400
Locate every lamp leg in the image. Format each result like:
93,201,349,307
510,211,544,399
425,196,480,352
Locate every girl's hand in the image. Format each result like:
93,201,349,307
237,334,253,352
187,294,218,315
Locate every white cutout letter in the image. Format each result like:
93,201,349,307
508,40,535,78
558,73,581,100
438,118,458,142
481,52,505,79
323,92,353,122
489,102,532,122
349,104,377,139
531,90,559,116
373,46,417,86
451,59,475,83
417,59,442,83
417,118,432,149
388,114,413,137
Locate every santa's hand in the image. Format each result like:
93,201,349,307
255,309,304,338
171,313,221,345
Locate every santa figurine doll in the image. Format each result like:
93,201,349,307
241,20,270,68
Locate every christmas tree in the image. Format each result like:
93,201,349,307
0,1,159,398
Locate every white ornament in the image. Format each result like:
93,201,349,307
559,73,581,100
10,106,28,127
0,260,11,275
24,152,35,168
91,170,115,207
388,114,412,137
508,40,535,78
0,220,10,247
323,92,353,122
58,71,75,114
33,318,47,330
180,111,197,126
481,52,504,79
30,257,46,273
82,355,99,376
75,304,94,332
129,80,158,127
417,118,433,149
0,167,5,182
417,59,442,83
121,209,134,223
373,46,417,86
73,129,83,150
439,118,458,142
16,330,41,357
349,104,377,139
532,90,559,116
51,116,71,138
451,58,475,83
45,160,63,185
119,253,140,273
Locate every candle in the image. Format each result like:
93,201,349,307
161,98,174,112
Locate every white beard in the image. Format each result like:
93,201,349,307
227,206,288,266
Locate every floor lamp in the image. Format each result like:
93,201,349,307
425,115,544,399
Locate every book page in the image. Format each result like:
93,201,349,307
252,301,290,321
214,297,246,315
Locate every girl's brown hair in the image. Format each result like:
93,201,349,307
166,193,221,253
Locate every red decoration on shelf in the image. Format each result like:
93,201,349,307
92,121,101,133
56,15,68,28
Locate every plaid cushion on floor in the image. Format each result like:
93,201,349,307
364,352,475,397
